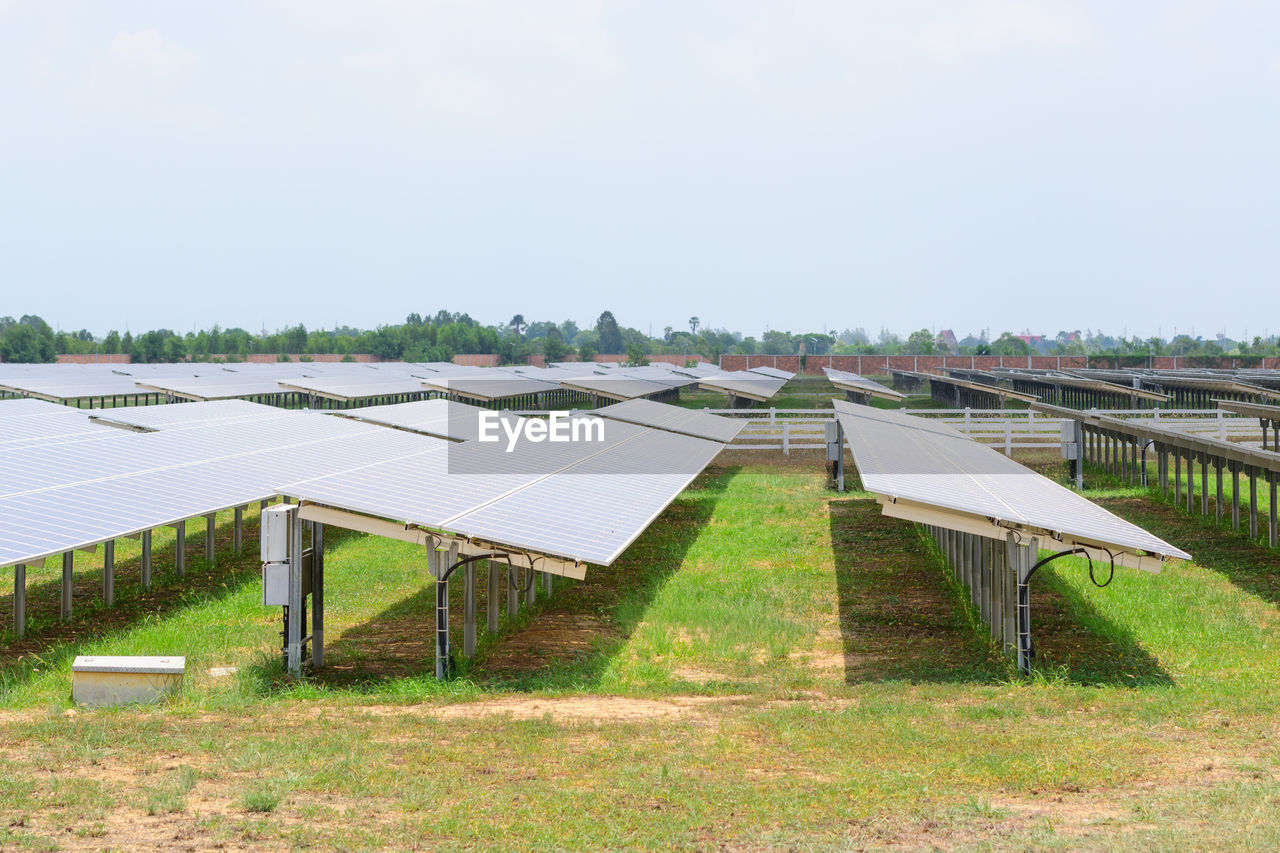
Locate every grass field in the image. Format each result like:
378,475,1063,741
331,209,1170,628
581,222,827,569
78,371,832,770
4,445,1280,848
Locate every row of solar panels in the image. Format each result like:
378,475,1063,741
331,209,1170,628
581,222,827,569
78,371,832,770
0,359,796,405
0,396,745,572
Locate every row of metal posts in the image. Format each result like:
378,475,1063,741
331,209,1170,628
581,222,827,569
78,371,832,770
1010,379,1153,410
12,501,263,638
922,525,1041,674
1079,422,1279,548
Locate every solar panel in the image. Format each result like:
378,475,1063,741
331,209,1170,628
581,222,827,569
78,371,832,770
280,417,722,565
832,399,1190,566
592,399,744,443
559,375,673,401
822,368,904,402
134,374,313,401
90,400,292,431
329,399,524,442
0,403,104,448
746,366,795,381
697,372,787,402
421,375,560,401
278,375,432,401
0,412,450,569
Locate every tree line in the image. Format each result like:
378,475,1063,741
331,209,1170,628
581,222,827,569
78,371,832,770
0,312,1273,364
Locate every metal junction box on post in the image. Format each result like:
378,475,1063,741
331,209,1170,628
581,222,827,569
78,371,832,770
261,504,295,606
1060,420,1080,461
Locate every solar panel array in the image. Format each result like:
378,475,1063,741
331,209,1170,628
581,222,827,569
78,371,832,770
0,357,793,406
832,399,1190,562
0,411,448,570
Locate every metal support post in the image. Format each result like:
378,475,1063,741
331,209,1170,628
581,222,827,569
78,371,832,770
206,513,216,564
486,560,499,633
464,559,477,658
142,530,152,588
234,506,243,552
175,523,186,576
13,564,26,638
311,521,325,668
61,551,73,620
103,540,114,606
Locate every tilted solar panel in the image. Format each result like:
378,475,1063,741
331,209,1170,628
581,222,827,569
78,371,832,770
832,399,1189,565
592,398,744,443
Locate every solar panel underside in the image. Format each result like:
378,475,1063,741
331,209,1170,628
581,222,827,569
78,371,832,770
832,400,1189,561
593,398,745,443
329,399,523,442
281,418,722,565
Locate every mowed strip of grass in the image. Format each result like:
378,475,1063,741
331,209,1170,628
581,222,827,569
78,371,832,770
2,455,1280,849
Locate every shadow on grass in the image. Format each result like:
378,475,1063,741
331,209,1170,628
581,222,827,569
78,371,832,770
1100,492,1280,612
313,466,737,693
828,495,1004,684
1026,566,1173,687
0,514,362,695
828,494,1172,687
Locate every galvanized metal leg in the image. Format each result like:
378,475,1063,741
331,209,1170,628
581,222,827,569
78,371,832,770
1012,536,1039,676
175,523,186,576
103,540,114,606
1216,462,1224,522
1270,473,1278,549
13,564,25,638
464,561,477,658
286,509,304,678
507,566,518,617
1232,462,1241,532
142,530,152,588
234,506,243,552
206,513,216,564
526,566,536,606
1249,469,1259,541
61,551,73,621
486,560,499,633
543,571,552,598
433,547,450,680
311,522,324,668
1200,457,1208,516
1173,451,1182,504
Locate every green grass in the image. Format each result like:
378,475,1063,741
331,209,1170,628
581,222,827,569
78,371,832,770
4,456,1280,849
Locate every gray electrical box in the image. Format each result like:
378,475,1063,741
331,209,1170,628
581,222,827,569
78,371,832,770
262,562,290,606
261,504,294,563
1060,421,1080,460
825,420,842,462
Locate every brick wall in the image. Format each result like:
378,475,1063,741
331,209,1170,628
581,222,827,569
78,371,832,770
55,354,132,364
453,353,500,367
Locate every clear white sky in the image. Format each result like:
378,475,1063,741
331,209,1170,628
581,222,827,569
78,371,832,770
1,2,1276,341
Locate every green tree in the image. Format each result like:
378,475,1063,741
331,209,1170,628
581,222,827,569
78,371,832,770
595,311,623,354
905,329,937,355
